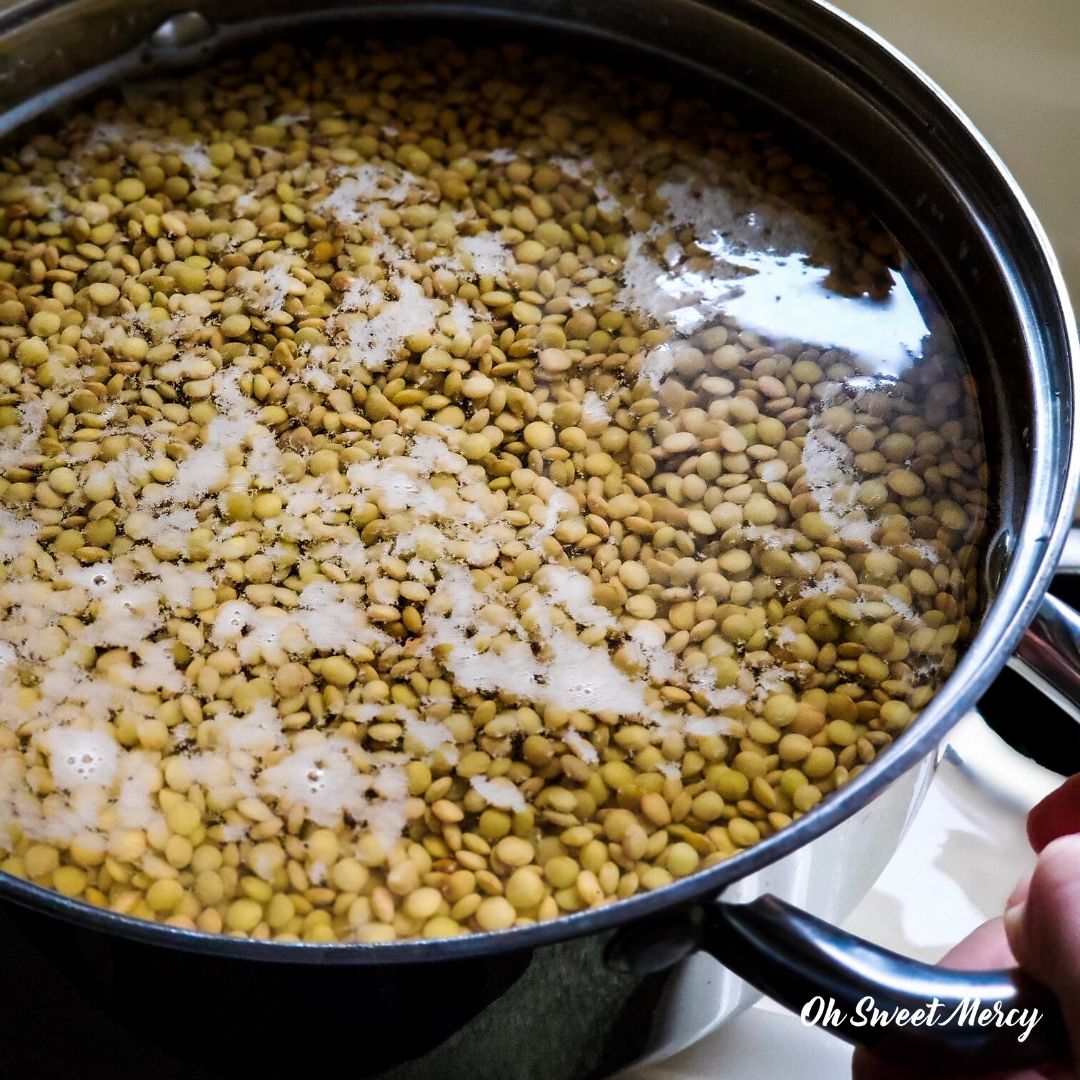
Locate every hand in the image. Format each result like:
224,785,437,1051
852,773,1080,1080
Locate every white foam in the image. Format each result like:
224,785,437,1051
258,736,364,827
457,234,509,278
405,715,456,756
316,164,419,224
243,256,305,314
542,565,617,630
561,729,599,765
0,507,38,562
0,399,46,473
143,368,273,511
529,490,576,551
470,775,526,813
337,275,442,371
422,563,661,721
114,751,164,830
218,699,285,757
43,728,119,788
581,392,609,423
626,622,678,683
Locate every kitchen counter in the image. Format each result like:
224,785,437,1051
837,0,1080,300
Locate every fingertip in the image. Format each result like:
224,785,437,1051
1003,900,1026,959
940,915,1016,970
1007,873,1033,910
1027,774,1080,853
1019,833,1080,1065
1013,836,1080,974
1028,833,1080,945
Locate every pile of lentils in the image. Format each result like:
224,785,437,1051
0,37,987,942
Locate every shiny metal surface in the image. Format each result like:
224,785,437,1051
147,10,214,49
943,709,1064,815
0,0,1075,970
1012,594,1080,722
1057,527,1080,573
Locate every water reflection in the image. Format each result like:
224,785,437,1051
623,177,933,379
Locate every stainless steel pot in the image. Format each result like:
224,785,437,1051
0,2,1077,1076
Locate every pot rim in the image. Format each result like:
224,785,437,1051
0,0,1076,964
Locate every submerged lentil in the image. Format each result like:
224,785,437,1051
0,37,986,942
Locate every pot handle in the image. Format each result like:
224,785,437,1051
693,558,1080,1072
607,897,1070,1073
1011,592,1080,721
1004,517,1080,718
705,895,1068,1072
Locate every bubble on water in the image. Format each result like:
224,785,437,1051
44,729,119,789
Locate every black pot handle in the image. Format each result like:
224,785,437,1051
607,895,1070,1074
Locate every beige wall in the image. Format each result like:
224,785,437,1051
835,0,1080,306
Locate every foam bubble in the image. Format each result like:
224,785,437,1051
44,728,120,788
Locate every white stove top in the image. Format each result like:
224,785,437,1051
628,714,1060,1079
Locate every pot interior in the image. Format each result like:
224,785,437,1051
0,0,1072,962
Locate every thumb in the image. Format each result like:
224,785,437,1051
1004,834,1080,1069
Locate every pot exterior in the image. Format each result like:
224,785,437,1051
2,900,661,1080
0,751,933,1078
